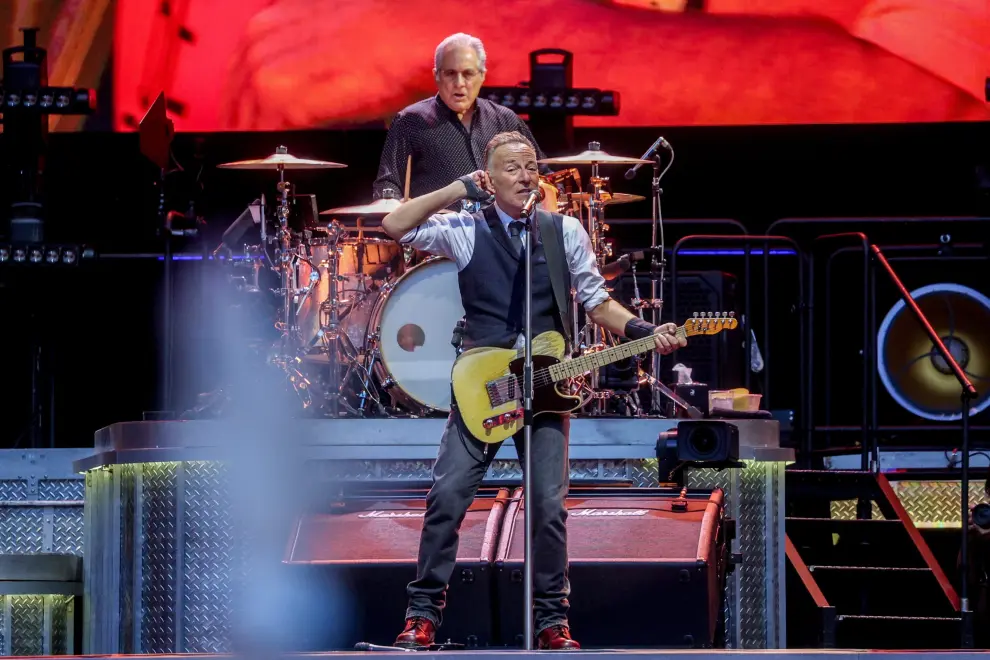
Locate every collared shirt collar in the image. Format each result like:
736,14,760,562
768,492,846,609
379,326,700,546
493,202,526,232
434,93,482,123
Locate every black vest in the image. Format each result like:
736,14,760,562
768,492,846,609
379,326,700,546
457,205,566,350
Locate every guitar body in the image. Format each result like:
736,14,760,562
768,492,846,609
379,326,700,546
451,331,582,444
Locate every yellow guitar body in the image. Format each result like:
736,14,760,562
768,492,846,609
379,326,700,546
451,330,580,444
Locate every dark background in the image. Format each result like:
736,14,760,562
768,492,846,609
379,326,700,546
1,120,989,450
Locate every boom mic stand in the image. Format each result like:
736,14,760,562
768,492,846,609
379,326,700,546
625,137,674,414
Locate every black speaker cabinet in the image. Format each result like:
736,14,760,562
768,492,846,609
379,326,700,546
283,487,510,649
494,487,726,648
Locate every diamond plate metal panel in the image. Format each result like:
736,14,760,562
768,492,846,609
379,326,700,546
182,461,234,653
51,596,68,654
38,479,84,501
0,481,27,501
487,460,520,480
10,595,44,656
52,508,84,556
893,480,990,527
687,463,786,649
569,460,602,481
378,460,432,481
830,500,884,520
629,459,659,486
141,462,178,654
118,465,137,654
0,595,5,655
738,463,769,648
0,508,44,554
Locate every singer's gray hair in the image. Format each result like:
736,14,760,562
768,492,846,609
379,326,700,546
484,131,535,170
433,33,487,79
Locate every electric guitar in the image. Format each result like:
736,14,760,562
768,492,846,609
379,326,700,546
450,312,738,444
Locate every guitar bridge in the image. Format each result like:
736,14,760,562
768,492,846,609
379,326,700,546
485,377,519,407
483,408,524,430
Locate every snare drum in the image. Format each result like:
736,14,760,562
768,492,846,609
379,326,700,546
367,257,464,414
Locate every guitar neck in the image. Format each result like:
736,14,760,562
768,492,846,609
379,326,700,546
546,325,688,383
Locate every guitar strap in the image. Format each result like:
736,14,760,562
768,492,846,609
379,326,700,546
537,210,574,348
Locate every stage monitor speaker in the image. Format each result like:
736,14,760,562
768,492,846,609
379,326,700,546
283,487,510,649
878,283,990,421
494,487,726,648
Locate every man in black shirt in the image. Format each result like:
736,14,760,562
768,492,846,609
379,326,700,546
373,32,546,203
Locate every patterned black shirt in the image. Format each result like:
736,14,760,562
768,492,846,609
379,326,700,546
373,95,546,202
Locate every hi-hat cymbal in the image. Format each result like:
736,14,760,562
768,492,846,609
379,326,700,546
218,149,347,170
538,147,650,166
320,198,402,216
571,192,646,205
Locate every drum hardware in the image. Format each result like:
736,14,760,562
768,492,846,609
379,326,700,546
540,142,650,415
217,146,348,407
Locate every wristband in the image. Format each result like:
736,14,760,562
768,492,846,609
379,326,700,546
624,318,657,341
458,175,493,203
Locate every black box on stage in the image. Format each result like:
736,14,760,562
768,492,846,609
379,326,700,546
494,487,726,648
284,487,509,649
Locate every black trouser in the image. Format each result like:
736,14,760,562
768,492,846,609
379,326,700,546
405,405,571,635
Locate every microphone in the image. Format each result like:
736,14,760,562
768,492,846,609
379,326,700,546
624,136,671,180
520,187,545,218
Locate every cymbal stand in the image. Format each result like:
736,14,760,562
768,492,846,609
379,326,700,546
269,157,319,407
583,150,614,415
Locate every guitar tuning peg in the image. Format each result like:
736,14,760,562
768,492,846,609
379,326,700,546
693,312,699,318
729,311,735,317
707,311,713,318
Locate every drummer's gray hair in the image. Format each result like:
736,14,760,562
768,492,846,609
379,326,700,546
434,33,487,79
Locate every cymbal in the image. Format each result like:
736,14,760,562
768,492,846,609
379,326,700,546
538,149,650,166
571,192,646,205
320,197,402,216
218,150,347,170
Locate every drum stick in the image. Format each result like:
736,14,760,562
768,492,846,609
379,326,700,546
404,155,412,200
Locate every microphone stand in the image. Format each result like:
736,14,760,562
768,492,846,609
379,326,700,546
519,198,537,651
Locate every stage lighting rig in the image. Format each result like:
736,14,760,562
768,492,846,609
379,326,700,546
1,27,96,245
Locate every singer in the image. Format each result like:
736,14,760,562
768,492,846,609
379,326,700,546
371,33,547,206
381,131,686,650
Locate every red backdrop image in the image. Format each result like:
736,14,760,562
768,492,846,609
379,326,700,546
3,0,981,132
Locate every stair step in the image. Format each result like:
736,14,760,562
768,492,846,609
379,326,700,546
787,518,925,568
809,566,956,618
835,614,962,649
786,471,884,517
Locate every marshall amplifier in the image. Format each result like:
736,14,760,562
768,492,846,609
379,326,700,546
284,487,510,649
494,487,725,648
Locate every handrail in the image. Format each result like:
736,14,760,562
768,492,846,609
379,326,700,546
670,233,807,455
869,244,978,641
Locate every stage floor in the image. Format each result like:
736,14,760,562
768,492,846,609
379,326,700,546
8,651,990,659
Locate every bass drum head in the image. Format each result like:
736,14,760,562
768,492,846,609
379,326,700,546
373,257,464,414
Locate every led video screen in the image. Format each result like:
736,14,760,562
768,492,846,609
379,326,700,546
3,0,989,131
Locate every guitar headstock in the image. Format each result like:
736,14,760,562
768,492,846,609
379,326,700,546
684,311,738,336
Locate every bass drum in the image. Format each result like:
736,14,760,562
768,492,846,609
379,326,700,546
369,257,465,414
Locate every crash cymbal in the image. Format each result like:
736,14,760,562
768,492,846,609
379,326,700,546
538,141,651,166
320,197,402,216
571,192,646,205
218,146,346,170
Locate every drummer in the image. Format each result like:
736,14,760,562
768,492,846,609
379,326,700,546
373,32,549,208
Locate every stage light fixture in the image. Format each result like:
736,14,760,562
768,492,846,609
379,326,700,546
481,86,619,116
0,85,95,114
0,243,93,267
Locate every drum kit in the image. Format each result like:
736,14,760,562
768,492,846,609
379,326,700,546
215,141,667,419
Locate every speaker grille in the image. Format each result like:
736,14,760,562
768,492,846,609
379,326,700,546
287,497,499,563
504,497,708,561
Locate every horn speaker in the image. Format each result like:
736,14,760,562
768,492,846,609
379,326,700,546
877,283,990,421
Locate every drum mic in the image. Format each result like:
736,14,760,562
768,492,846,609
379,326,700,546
624,136,671,180
520,187,545,218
